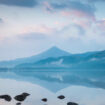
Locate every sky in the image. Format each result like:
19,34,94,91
0,0,105,61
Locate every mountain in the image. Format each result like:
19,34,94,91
16,50,105,69
0,46,70,68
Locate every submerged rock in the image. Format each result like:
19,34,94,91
41,98,47,102
0,95,12,101
14,92,30,102
57,95,65,99
67,102,78,105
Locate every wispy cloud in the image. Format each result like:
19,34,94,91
21,25,55,35
58,24,86,38
0,0,38,7
86,0,105,2
93,19,105,36
44,0,96,17
96,19,105,30
18,32,47,40
17,25,56,40
0,0,104,8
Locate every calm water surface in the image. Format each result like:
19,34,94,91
0,69,105,105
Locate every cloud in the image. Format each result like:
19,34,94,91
44,0,96,18
16,25,56,40
72,18,92,29
94,19,105,35
86,0,105,2
74,24,86,35
16,23,86,41
54,23,86,40
96,19,105,30
60,10,95,21
18,32,47,40
0,18,3,23
0,0,38,7
43,1,54,12
21,25,55,35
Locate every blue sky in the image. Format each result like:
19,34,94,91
0,0,105,61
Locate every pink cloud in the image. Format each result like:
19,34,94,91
37,25,55,34
61,10,95,21
20,25,56,36
73,19,92,29
60,10,96,29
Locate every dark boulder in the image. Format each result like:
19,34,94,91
0,95,12,101
41,98,47,102
57,95,65,99
14,92,30,102
67,102,78,105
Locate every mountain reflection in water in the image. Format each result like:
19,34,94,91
0,69,105,105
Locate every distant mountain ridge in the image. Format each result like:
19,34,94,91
0,46,70,68
0,46,105,69
16,50,105,69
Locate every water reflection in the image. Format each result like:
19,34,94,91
11,69,105,91
0,69,105,105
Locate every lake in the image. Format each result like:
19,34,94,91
0,69,105,105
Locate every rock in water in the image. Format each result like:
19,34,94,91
67,102,78,105
16,102,21,105
0,95,12,101
57,95,65,99
14,93,30,102
41,98,47,102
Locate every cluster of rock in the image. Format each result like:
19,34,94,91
0,93,30,105
41,95,78,105
0,93,78,105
